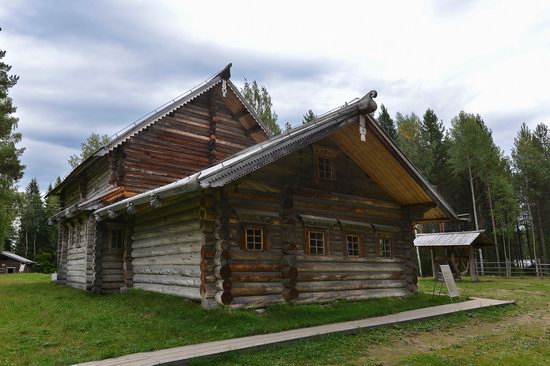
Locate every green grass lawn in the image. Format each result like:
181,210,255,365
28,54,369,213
0,273,455,366
195,276,548,366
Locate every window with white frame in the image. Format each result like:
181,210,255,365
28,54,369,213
308,230,326,255
378,236,392,258
346,235,360,257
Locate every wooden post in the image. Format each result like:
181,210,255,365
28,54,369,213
213,189,233,306
91,221,104,293
280,185,299,302
469,247,478,282
431,248,437,279
122,223,134,289
200,192,220,308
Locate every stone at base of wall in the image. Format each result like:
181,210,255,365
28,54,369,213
120,287,129,294
51,273,58,282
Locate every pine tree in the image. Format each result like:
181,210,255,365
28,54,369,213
68,133,111,168
302,110,316,124
512,123,550,262
0,29,25,248
377,104,397,141
240,79,281,135
419,109,451,191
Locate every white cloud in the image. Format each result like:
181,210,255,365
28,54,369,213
1,0,550,191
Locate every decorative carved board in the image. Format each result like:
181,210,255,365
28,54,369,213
440,264,460,298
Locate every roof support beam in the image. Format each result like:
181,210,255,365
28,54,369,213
232,109,250,121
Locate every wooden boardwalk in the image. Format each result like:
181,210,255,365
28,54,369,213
74,298,513,366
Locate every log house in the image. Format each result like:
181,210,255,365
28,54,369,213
48,65,458,307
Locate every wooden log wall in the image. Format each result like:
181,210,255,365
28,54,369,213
101,228,125,293
130,197,202,300
123,224,134,289
86,158,113,198
91,221,105,293
121,85,260,194
221,187,286,308
85,215,97,291
57,222,68,282
65,215,90,290
220,139,417,307
199,193,218,308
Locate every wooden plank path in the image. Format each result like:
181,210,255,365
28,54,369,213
74,297,513,366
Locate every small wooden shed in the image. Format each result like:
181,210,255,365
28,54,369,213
0,251,36,274
413,231,494,281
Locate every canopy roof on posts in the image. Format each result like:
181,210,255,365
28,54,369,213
87,88,458,223
414,230,494,248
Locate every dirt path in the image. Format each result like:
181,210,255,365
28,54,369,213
361,306,550,365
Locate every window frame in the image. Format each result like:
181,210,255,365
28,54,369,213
316,156,335,181
244,225,265,252
345,233,364,258
305,228,329,256
376,233,393,259
108,226,126,251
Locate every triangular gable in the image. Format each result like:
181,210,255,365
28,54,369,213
94,91,458,222
48,64,270,196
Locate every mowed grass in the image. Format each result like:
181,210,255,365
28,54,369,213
0,273,454,366
196,276,548,366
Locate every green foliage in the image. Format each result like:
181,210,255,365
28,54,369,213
395,112,422,165
301,109,316,124
68,133,111,168
14,178,58,271
0,34,25,249
448,112,496,179
511,123,550,261
419,109,451,190
377,104,397,141
283,122,292,132
240,79,281,135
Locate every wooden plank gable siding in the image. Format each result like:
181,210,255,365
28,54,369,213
121,85,267,194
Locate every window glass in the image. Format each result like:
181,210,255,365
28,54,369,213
346,235,360,257
309,231,325,255
246,227,263,251
379,238,392,258
110,228,125,250
318,157,333,180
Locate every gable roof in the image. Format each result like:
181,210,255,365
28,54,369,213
1,251,36,264
414,231,494,247
48,64,270,197
93,91,458,222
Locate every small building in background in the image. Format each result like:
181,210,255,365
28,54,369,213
0,251,36,273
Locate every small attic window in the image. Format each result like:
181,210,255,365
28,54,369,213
317,157,334,180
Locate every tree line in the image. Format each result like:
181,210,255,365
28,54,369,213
1,45,548,273
242,80,549,269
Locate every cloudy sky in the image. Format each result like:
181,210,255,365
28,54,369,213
1,0,549,192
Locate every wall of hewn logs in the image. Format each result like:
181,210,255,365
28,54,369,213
207,140,418,307
121,85,262,194
130,197,202,300
64,214,96,290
